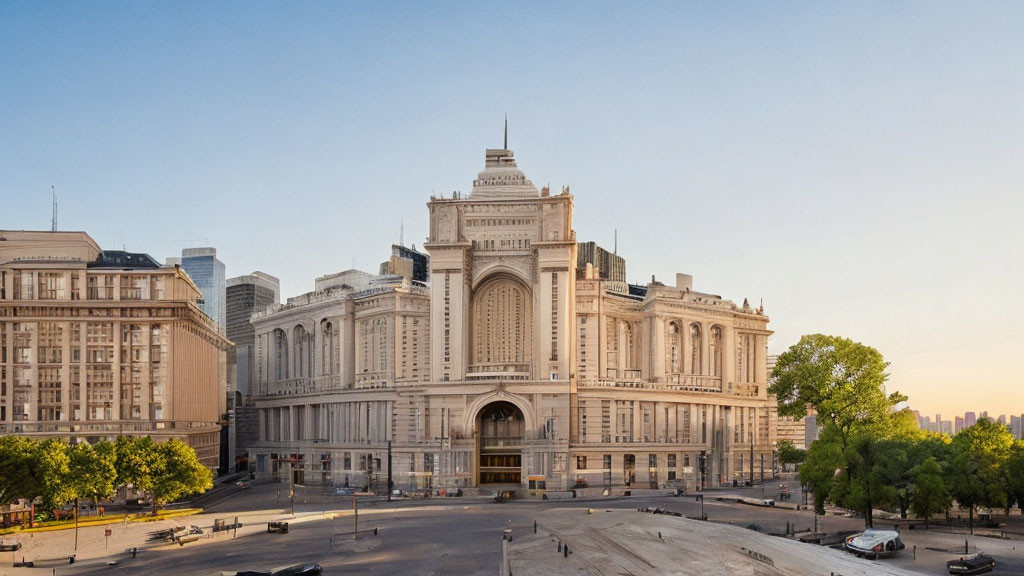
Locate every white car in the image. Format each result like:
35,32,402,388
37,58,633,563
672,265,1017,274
844,529,905,559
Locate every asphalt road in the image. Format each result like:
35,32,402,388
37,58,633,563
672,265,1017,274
33,481,1024,576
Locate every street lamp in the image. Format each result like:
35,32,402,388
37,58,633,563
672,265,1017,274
749,431,754,487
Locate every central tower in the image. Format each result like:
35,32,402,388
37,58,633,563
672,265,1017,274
425,143,576,488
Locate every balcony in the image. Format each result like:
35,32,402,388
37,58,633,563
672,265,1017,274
0,420,219,435
263,375,347,397
581,374,723,394
466,362,531,381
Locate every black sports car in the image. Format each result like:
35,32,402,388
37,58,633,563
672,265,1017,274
947,554,996,575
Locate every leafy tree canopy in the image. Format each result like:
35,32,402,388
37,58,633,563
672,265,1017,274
69,441,117,505
0,435,43,505
770,334,905,442
151,439,213,506
37,439,75,509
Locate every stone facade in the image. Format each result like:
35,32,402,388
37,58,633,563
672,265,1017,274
250,146,776,493
0,231,230,469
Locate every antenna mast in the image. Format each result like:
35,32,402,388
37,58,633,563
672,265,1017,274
504,114,508,149
400,219,404,247
51,186,58,231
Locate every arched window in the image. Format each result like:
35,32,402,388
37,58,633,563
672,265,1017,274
471,275,532,368
624,323,635,370
690,323,703,375
710,325,723,377
321,320,334,375
376,318,387,372
667,321,681,373
273,328,288,381
293,325,308,378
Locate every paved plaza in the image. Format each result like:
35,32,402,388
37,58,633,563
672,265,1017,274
4,479,1023,575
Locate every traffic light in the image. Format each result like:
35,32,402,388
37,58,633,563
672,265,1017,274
698,450,707,473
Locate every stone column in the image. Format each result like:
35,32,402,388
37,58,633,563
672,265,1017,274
683,321,692,375
652,317,665,381
61,320,71,421
112,320,121,422
702,323,711,376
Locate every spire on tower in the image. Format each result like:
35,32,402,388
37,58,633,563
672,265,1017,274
51,186,57,232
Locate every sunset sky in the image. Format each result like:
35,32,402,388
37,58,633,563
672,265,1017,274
2,2,1021,418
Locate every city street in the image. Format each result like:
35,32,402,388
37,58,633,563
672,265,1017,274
4,478,1022,575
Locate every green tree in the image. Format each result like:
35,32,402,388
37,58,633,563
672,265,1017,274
1003,440,1024,513
799,427,845,514
0,435,43,505
772,335,908,526
37,438,75,510
947,418,1013,533
150,439,213,508
909,456,949,528
69,441,117,506
770,335,905,459
777,440,807,466
114,436,163,503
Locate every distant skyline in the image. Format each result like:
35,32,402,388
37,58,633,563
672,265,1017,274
2,2,1022,417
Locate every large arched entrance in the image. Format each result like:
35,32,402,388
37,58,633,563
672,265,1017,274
477,401,524,485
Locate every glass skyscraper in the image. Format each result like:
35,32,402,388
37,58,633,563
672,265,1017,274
178,247,226,335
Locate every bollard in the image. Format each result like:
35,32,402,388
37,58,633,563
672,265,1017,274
564,544,568,558
913,544,916,559
558,541,562,552
534,520,537,534
374,527,378,536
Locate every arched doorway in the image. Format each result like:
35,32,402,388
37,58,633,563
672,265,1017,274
477,401,524,485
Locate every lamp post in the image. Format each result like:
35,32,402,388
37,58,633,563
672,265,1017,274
749,431,754,486
435,435,448,491
386,440,393,501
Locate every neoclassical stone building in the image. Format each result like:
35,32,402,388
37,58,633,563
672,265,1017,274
0,231,230,469
249,145,774,492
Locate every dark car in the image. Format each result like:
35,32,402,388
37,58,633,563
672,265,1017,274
0,540,22,552
947,554,996,575
230,563,323,576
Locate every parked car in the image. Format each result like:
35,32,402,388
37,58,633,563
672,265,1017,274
0,540,22,552
267,521,289,534
334,486,356,496
844,529,905,559
947,554,996,575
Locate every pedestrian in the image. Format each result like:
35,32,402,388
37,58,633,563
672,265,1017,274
99,506,105,517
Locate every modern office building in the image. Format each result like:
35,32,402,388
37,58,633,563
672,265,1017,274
248,144,776,493
0,231,230,468
577,241,627,294
379,244,429,285
226,272,280,471
177,247,226,335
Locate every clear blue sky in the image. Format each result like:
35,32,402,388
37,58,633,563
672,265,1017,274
2,2,1022,419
